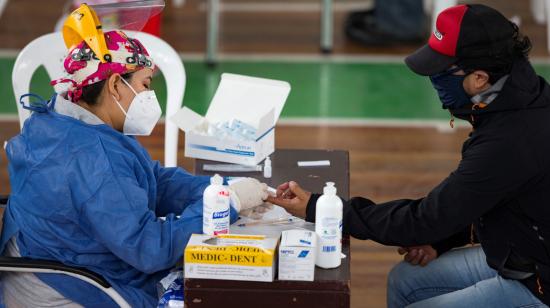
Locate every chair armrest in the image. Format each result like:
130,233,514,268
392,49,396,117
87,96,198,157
0,195,8,206
0,256,111,288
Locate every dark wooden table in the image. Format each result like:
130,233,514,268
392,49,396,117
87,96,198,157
185,149,350,308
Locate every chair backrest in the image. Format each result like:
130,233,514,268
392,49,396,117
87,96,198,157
126,31,186,167
11,32,66,129
11,31,185,167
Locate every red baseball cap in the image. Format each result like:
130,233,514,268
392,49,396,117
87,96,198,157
405,4,516,76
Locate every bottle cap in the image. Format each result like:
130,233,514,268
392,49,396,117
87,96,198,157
323,182,337,195
265,156,271,167
211,173,224,185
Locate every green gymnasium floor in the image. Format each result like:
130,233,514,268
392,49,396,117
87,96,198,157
3,56,550,121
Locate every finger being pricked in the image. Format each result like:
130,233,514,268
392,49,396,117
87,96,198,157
276,182,290,198
265,194,292,208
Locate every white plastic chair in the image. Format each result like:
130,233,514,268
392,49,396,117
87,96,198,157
11,31,185,167
126,30,186,168
532,0,550,53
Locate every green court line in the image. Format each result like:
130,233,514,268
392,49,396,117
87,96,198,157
3,57,550,120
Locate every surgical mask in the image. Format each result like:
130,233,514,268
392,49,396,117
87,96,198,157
112,78,161,136
430,67,472,110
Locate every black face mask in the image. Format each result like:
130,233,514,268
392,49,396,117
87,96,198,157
430,67,472,110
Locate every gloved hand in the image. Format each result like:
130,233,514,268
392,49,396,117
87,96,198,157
239,202,274,220
228,178,269,213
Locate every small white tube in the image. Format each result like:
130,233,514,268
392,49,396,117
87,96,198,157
263,157,272,178
297,160,331,167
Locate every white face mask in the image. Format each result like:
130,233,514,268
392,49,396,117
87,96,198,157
112,77,162,136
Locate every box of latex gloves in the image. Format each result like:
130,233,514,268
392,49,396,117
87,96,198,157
170,73,291,166
278,230,317,281
184,234,279,282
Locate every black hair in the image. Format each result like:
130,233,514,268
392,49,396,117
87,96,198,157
459,22,532,84
80,72,134,105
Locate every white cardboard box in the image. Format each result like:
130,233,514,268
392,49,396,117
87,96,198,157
278,229,317,281
170,73,291,166
184,234,279,282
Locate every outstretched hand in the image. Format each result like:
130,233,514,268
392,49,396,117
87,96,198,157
265,181,311,218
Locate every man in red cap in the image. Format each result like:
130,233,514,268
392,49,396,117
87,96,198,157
268,4,550,307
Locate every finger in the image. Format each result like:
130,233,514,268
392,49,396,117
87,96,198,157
265,195,293,208
420,254,431,267
411,250,424,265
289,181,309,200
397,247,408,255
281,189,295,199
405,249,418,263
276,182,290,198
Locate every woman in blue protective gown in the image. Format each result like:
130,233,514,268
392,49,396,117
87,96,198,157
0,30,268,307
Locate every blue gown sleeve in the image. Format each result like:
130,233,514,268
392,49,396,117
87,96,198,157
153,161,210,217
79,172,202,274
153,162,238,223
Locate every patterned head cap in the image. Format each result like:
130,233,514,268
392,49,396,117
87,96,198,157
51,30,154,102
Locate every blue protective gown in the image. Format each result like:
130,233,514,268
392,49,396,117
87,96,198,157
0,95,238,307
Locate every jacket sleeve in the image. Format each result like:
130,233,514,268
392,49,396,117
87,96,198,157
305,134,535,247
431,225,478,256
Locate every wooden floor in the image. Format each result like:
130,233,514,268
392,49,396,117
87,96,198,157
0,121,471,307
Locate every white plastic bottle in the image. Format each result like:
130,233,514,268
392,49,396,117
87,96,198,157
315,182,343,268
203,174,231,235
263,156,272,178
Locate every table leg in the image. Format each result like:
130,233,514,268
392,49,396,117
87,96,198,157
321,0,333,54
206,0,219,65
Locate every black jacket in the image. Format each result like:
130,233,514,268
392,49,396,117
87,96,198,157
306,59,550,304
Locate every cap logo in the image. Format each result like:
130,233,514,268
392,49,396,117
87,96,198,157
433,29,443,41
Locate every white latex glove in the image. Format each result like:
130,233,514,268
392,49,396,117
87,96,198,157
239,202,274,220
228,178,269,212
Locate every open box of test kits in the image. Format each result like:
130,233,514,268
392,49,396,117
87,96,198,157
170,73,291,166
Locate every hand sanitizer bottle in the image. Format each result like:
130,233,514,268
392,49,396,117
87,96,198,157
315,182,343,268
203,174,230,235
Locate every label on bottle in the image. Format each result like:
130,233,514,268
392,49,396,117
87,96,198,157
319,217,340,240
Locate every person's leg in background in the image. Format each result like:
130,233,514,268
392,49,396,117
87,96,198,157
345,0,428,46
387,246,547,308
408,275,547,308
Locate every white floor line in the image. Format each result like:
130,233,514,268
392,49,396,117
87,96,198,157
0,49,19,58
0,114,18,121
0,115,468,133
277,117,469,132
